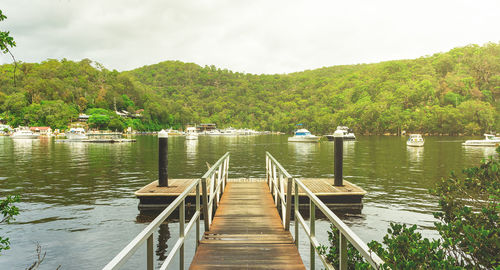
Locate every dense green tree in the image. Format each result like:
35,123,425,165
0,43,499,134
88,114,110,130
0,9,20,257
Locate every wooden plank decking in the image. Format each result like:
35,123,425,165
190,182,305,269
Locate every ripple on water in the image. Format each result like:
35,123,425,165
0,135,485,269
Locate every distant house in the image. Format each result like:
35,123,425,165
198,123,217,132
78,114,90,122
133,109,144,118
30,126,52,136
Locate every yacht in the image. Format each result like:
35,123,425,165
66,128,87,141
185,127,198,140
11,128,40,139
325,126,356,141
463,134,500,147
406,134,424,147
288,129,320,142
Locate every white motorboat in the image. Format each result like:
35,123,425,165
185,127,198,140
406,134,424,147
288,129,320,142
66,128,87,141
11,128,40,139
325,126,356,141
206,129,224,136
463,134,500,147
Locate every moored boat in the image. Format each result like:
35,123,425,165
288,129,320,142
463,134,500,147
185,127,198,140
11,128,40,139
406,134,424,147
66,128,87,141
325,126,356,141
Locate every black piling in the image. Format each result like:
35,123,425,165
158,130,168,187
334,130,343,186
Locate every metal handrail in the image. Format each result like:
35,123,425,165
265,152,384,270
265,152,293,231
202,152,230,230
103,152,230,270
103,179,201,270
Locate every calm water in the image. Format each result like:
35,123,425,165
0,135,497,269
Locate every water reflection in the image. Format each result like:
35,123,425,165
407,146,424,163
12,138,39,154
0,135,493,269
462,145,498,160
157,223,171,261
288,142,318,163
185,139,198,161
342,140,356,156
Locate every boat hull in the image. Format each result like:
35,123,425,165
186,134,198,140
288,136,320,142
66,134,87,141
462,141,500,147
406,141,424,147
11,134,39,139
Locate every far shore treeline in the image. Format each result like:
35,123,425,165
0,43,499,134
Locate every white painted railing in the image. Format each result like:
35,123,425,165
103,152,230,270
265,152,384,270
201,152,230,230
265,152,293,230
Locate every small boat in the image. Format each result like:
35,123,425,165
185,127,198,140
11,128,40,139
66,128,87,141
407,134,424,147
463,134,500,147
325,126,356,141
288,129,320,142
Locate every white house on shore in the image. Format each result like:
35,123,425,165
29,126,53,136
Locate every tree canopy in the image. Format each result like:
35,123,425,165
0,43,499,134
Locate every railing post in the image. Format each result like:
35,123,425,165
179,199,185,270
201,178,209,231
265,155,269,188
209,174,215,221
147,234,153,270
277,172,282,209
196,181,200,250
215,169,221,206
225,155,230,187
222,157,227,191
294,181,299,247
310,200,316,270
339,234,347,270
285,177,292,231
280,173,285,220
273,164,278,205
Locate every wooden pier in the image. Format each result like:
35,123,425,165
104,152,383,270
190,181,305,269
136,178,366,211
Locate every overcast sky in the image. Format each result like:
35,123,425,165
1,0,499,74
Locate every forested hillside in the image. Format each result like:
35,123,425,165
1,43,499,134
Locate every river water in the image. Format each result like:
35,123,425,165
0,135,496,269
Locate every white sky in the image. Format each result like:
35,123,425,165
0,0,499,74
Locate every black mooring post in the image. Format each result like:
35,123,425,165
158,129,168,187
334,130,344,186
